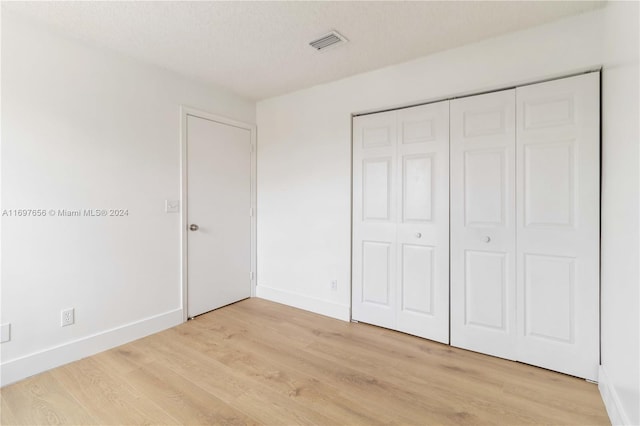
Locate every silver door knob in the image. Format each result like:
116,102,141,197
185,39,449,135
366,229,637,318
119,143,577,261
484,236,491,243
415,233,422,238
189,224,199,231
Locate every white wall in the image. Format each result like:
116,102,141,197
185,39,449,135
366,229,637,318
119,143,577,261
0,10,255,385
256,10,604,320
600,2,640,425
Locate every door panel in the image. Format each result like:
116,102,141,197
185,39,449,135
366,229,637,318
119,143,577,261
362,241,392,306
451,89,517,359
187,115,251,317
396,102,449,343
516,72,600,380
463,108,507,137
524,254,575,343
363,125,393,148
363,158,393,221
465,250,507,331
402,154,433,222
352,111,397,329
464,149,506,227
401,244,434,315
523,95,574,129
353,101,449,343
524,141,575,227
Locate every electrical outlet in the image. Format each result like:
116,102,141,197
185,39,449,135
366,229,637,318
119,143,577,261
61,308,74,327
331,280,338,291
0,323,10,343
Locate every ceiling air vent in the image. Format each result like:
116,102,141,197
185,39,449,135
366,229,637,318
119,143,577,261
309,30,348,51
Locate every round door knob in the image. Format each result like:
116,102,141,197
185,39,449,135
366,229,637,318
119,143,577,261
415,233,422,238
484,236,491,243
189,224,199,231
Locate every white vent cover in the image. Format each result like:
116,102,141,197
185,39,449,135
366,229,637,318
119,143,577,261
309,30,348,51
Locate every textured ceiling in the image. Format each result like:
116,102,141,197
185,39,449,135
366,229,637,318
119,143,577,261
3,1,605,101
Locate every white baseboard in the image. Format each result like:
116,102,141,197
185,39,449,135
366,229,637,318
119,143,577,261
256,285,350,321
1,308,183,387
599,365,632,425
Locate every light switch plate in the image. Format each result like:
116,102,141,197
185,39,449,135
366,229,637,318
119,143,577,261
1,323,11,343
165,200,180,213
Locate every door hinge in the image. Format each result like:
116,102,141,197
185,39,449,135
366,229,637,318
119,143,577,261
251,144,256,153
250,271,255,280
250,207,254,217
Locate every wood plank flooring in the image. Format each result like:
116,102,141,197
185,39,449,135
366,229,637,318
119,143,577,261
1,298,609,425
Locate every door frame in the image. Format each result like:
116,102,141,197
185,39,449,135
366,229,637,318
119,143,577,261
180,106,257,322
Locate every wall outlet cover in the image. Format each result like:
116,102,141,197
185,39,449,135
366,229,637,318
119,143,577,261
61,308,75,327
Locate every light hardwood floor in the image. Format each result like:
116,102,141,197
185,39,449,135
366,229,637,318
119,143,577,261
1,298,609,425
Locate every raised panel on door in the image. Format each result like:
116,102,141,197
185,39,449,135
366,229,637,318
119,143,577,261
362,241,392,306
464,149,506,227
352,111,397,329
400,244,434,314
465,250,507,331
363,158,392,221
450,89,517,359
402,154,433,222
524,141,575,227
524,254,575,343
396,101,449,343
516,72,600,380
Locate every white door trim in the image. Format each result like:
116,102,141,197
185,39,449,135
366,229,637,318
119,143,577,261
180,106,257,322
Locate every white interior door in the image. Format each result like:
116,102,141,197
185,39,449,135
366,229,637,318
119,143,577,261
450,90,517,359
187,115,252,317
352,101,450,343
395,103,449,343
515,73,600,380
352,110,397,330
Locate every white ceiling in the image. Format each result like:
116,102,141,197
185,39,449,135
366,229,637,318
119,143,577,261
4,1,605,101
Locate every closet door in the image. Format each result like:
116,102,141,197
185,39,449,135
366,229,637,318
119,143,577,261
352,111,397,330
352,101,450,343
515,73,600,380
396,102,449,343
450,90,517,359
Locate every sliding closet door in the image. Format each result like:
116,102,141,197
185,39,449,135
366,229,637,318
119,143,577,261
515,73,600,380
450,90,517,359
352,111,397,330
352,101,450,343
396,103,449,343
